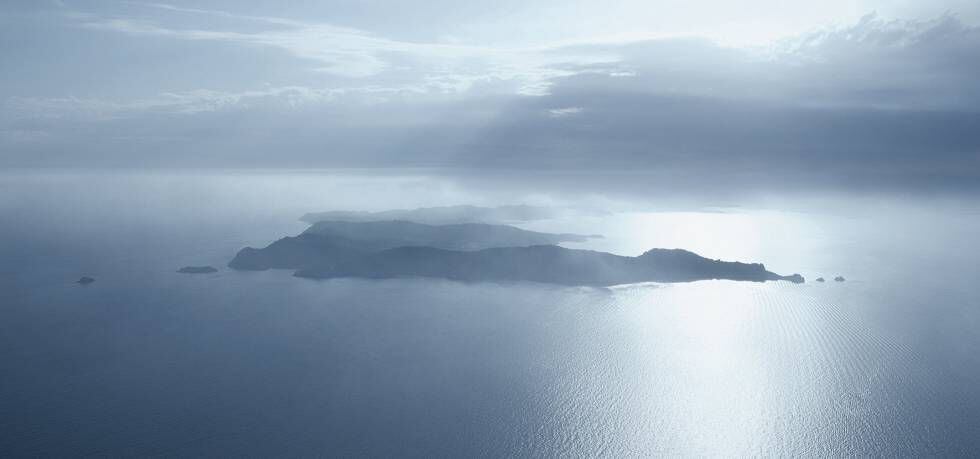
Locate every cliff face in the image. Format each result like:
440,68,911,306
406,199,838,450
229,233,366,271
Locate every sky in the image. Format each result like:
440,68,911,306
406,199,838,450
1,0,979,192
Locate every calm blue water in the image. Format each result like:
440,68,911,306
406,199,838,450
2,171,979,456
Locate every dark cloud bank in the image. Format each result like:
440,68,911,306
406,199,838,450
3,13,978,194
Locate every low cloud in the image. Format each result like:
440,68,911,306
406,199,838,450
4,85,431,121
2,8,979,193
76,4,620,93
547,107,583,118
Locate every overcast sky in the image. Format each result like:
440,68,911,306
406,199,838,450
2,0,978,191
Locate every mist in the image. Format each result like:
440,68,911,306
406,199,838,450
4,0,980,456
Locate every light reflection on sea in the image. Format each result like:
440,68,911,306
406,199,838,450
1,170,978,456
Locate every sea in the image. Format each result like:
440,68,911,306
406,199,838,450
1,169,979,456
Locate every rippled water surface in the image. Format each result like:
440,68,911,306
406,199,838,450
2,171,979,456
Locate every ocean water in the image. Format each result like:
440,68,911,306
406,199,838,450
2,170,979,456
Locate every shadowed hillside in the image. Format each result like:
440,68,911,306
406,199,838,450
230,219,802,286
230,220,596,270
293,245,803,286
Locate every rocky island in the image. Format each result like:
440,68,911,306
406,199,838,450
177,266,218,274
230,217,803,286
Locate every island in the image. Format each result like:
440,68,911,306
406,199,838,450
834,276,846,282
177,266,218,274
229,219,803,286
816,277,825,282
76,276,95,284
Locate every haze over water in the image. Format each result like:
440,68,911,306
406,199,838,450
5,0,980,454
2,170,979,456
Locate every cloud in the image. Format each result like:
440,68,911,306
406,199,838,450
0,129,50,143
431,15,980,191
764,13,980,110
2,84,446,123
80,17,389,78
76,4,620,92
547,107,583,118
3,9,979,193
